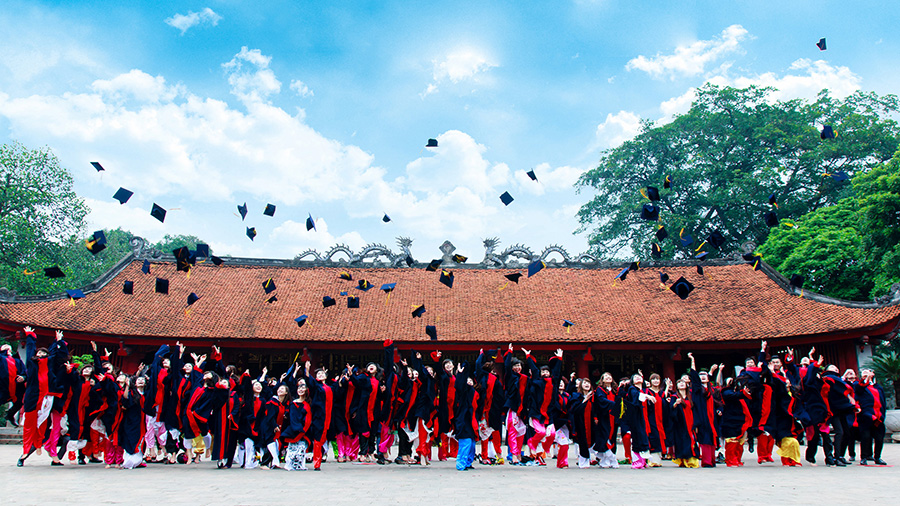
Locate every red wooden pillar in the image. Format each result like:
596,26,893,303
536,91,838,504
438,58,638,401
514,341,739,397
576,355,589,379
662,354,676,382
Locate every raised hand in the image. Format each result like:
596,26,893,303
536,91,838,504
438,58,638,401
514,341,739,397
91,341,98,352
521,348,531,356
23,326,33,333
55,330,64,341
555,348,563,358
761,340,767,352
508,343,514,352
103,348,111,358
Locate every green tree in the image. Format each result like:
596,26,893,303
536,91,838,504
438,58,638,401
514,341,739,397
0,142,89,294
854,152,900,296
152,234,208,254
575,85,900,260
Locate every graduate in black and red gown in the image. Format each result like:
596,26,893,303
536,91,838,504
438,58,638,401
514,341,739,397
116,375,149,469
594,372,619,468
759,341,802,466
796,352,836,465
475,348,506,465
854,369,888,466
236,369,266,468
209,369,241,469
259,379,290,469
688,353,720,467
349,360,382,462
375,340,400,464
0,337,26,428
668,377,700,468
300,358,336,470
143,345,172,463
409,349,438,465
17,326,65,467
282,378,312,470
720,376,753,467
433,350,458,461
452,360,479,471
522,348,563,466
501,343,528,464
621,373,655,469
644,373,670,466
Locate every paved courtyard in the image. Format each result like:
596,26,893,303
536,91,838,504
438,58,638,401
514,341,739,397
1,444,897,505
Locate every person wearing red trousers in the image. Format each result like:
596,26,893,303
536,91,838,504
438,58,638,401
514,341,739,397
300,356,336,470
720,377,753,466
753,342,778,464
759,341,802,466
17,327,66,467
688,353,719,467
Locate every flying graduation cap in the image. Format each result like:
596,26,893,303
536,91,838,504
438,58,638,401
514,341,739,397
615,266,629,281
651,243,662,259
91,162,105,172
142,259,151,274
707,230,726,249
66,289,85,304
263,204,276,217
659,272,670,284
499,191,514,206
123,280,133,294
679,229,694,247
266,295,278,304
663,175,672,189
526,169,538,181
641,204,659,221
790,274,805,291
237,203,248,221
562,320,574,333
452,254,467,264
380,283,396,293
816,37,827,51
426,138,438,148
412,304,426,317
426,325,437,341
306,214,316,231
44,266,65,279
86,230,107,255
383,213,391,223
655,226,668,241
187,293,201,306
669,276,695,300
527,259,546,277
150,204,167,223
439,269,454,288
195,244,209,258
643,186,660,201
112,187,133,205
357,279,373,291
323,296,336,307
262,278,276,294
830,171,850,182
505,273,523,283
340,271,353,281
210,256,223,266
155,278,169,294
768,193,778,208
294,315,308,328
347,296,360,308
426,259,441,272
764,211,779,227
820,125,836,140
246,227,257,241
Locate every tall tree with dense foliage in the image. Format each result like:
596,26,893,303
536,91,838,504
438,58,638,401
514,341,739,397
575,85,900,260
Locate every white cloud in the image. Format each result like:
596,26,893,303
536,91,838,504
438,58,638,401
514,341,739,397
271,219,367,254
626,24,750,80
90,69,182,103
592,110,642,150
165,7,222,35
422,49,497,97
289,79,313,98
222,47,281,103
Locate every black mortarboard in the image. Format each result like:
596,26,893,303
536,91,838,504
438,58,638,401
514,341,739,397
150,204,166,223
646,186,660,201
670,276,694,300
210,255,223,266
651,243,662,258
697,265,704,275
563,320,574,329
112,187,133,205
629,261,640,272
707,230,726,249
66,289,85,300
237,203,248,221
768,193,778,207
266,295,278,304
323,296,336,308
173,246,190,262
680,233,694,247
347,296,360,308
656,226,668,241
195,244,209,258
263,204,276,217
44,266,65,278
659,272,670,284
383,213,391,223
527,259,545,277
615,266,628,281
452,254,467,263
505,273,523,283
142,260,151,274
831,171,849,182
696,251,709,261
187,293,201,306
820,125,835,140
262,278,276,294
426,259,441,272
340,271,352,281
426,138,438,148
91,162,105,172
816,37,827,51
246,227,257,241
790,274,805,289
306,214,316,231
86,230,107,255
357,279,373,291
294,315,308,328
412,304,426,318
764,211,779,227
123,280,133,294
380,283,396,293
499,191,514,206
439,269,454,288
155,278,169,294
526,169,537,181
641,204,659,221
663,175,672,189
426,325,437,341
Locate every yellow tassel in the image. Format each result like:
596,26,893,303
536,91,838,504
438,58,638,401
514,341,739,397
800,288,803,298
293,352,300,364
498,282,509,291
186,266,191,280
69,298,76,307
23,269,37,275
695,241,706,252
185,308,191,317
566,327,570,334
679,227,685,238
773,202,779,209
385,293,391,304
640,188,649,200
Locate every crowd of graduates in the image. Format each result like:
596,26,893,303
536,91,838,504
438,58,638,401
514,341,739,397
0,327,890,471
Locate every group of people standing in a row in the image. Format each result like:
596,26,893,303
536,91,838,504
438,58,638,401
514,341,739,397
0,328,889,471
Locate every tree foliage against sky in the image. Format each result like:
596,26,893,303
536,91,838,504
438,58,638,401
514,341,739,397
575,85,900,261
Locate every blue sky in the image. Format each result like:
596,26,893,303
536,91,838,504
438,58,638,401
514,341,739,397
1,0,897,262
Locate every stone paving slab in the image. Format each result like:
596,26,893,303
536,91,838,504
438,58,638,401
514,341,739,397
1,444,897,506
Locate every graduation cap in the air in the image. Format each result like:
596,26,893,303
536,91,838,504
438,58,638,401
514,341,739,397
339,271,353,281
641,204,659,221
85,230,107,255
380,283,396,293
562,320,574,333
426,325,437,341
765,211,779,228
656,226,668,241
500,191,514,206
615,266,629,281
142,260,151,274
526,169,538,181
696,251,709,261
629,261,640,272
452,254,467,264
195,244,209,258
426,138,438,148
173,246,191,262
347,296,360,308
830,171,849,182
679,229,694,247
123,280,133,294
412,304,426,318
323,296,336,308
246,227,257,241
669,276,695,300
294,315,308,328
505,273,523,283
306,214,316,231
707,230,726,249
816,37,827,51
187,293,201,306
357,279,373,291
645,186,660,201
768,193,778,208
266,295,278,304
697,265,705,275
237,203,248,221
66,288,85,300
155,278,169,295
262,278,276,294
659,272,670,284
426,259,441,272
663,175,672,189
210,255,223,266
44,266,65,279
112,187,133,205
820,125,836,140
91,162,105,172
150,204,166,223
383,213,391,223
439,269,454,288
743,252,763,271
527,259,546,277
790,274,805,290
263,204,276,217
651,243,662,259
